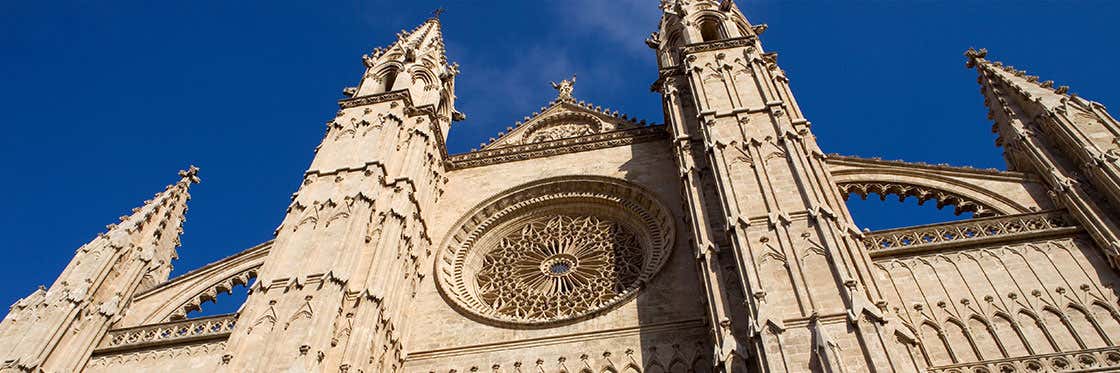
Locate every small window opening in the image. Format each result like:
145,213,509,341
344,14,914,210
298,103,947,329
382,68,398,92
699,20,723,42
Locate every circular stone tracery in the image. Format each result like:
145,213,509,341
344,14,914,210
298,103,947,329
436,177,674,327
476,215,643,318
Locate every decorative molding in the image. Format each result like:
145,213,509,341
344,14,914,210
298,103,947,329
839,181,1002,217
680,36,756,54
928,346,1120,373
87,341,227,368
95,313,236,355
827,154,1036,181
862,210,1078,257
337,90,411,109
447,126,668,170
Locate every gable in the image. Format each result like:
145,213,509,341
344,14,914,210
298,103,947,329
483,102,646,149
478,76,652,150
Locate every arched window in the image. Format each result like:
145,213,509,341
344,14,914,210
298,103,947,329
382,68,399,92
699,19,724,42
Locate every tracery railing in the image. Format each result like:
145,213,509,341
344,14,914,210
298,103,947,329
927,346,1120,373
96,313,237,352
861,210,1077,255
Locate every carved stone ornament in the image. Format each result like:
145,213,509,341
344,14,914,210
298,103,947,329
436,177,675,327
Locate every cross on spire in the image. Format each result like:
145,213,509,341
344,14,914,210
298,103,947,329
432,7,445,19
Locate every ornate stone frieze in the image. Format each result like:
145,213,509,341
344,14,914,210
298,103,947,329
839,181,1002,217
337,90,411,109
95,313,237,354
680,36,756,54
861,210,1077,256
435,177,675,327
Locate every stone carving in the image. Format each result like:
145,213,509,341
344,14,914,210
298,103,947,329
475,214,644,322
862,210,1076,253
523,122,594,144
6,3,1120,373
436,177,675,327
839,181,1001,217
99,313,238,351
550,75,577,101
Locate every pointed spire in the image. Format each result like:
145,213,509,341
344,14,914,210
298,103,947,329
0,166,201,371
967,48,1071,111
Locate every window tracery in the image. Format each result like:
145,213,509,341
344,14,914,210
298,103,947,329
436,177,674,327
475,214,644,321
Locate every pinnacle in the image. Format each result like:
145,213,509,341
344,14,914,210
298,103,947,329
178,165,201,184
968,48,1071,99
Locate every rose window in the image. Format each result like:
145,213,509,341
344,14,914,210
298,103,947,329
474,215,643,320
436,177,674,327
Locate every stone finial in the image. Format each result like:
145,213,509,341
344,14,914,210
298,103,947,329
551,74,577,101
964,47,988,68
178,165,201,184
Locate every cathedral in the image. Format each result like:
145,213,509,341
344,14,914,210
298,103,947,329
4,1,1120,372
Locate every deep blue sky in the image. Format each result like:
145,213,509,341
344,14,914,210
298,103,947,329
2,1,1118,314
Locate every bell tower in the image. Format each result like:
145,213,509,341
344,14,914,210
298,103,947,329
651,1,917,371
218,14,457,372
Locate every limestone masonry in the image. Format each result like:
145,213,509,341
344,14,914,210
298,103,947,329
3,1,1120,372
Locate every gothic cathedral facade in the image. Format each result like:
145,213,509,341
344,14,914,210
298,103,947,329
4,1,1120,372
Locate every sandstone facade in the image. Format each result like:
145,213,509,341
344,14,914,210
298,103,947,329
3,1,1120,372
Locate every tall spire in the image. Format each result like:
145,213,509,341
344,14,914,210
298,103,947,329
349,15,460,142
219,14,454,372
970,49,1120,267
0,167,199,372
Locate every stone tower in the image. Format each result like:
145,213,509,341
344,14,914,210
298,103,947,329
5,2,1120,373
0,167,198,372
651,1,910,371
218,15,457,372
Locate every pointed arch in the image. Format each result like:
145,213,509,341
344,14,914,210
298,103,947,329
1041,307,1080,351
1090,301,1120,345
966,316,1003,360
943,318,978,363
1065,304,1107,348
990,312,1030,357
918,321,953,366
1017,310,1056,354
666,358,688,373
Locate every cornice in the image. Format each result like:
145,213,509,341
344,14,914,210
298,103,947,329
447,126,669,170
338,90,412,109
826,154,1038,182
680,36,756,54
